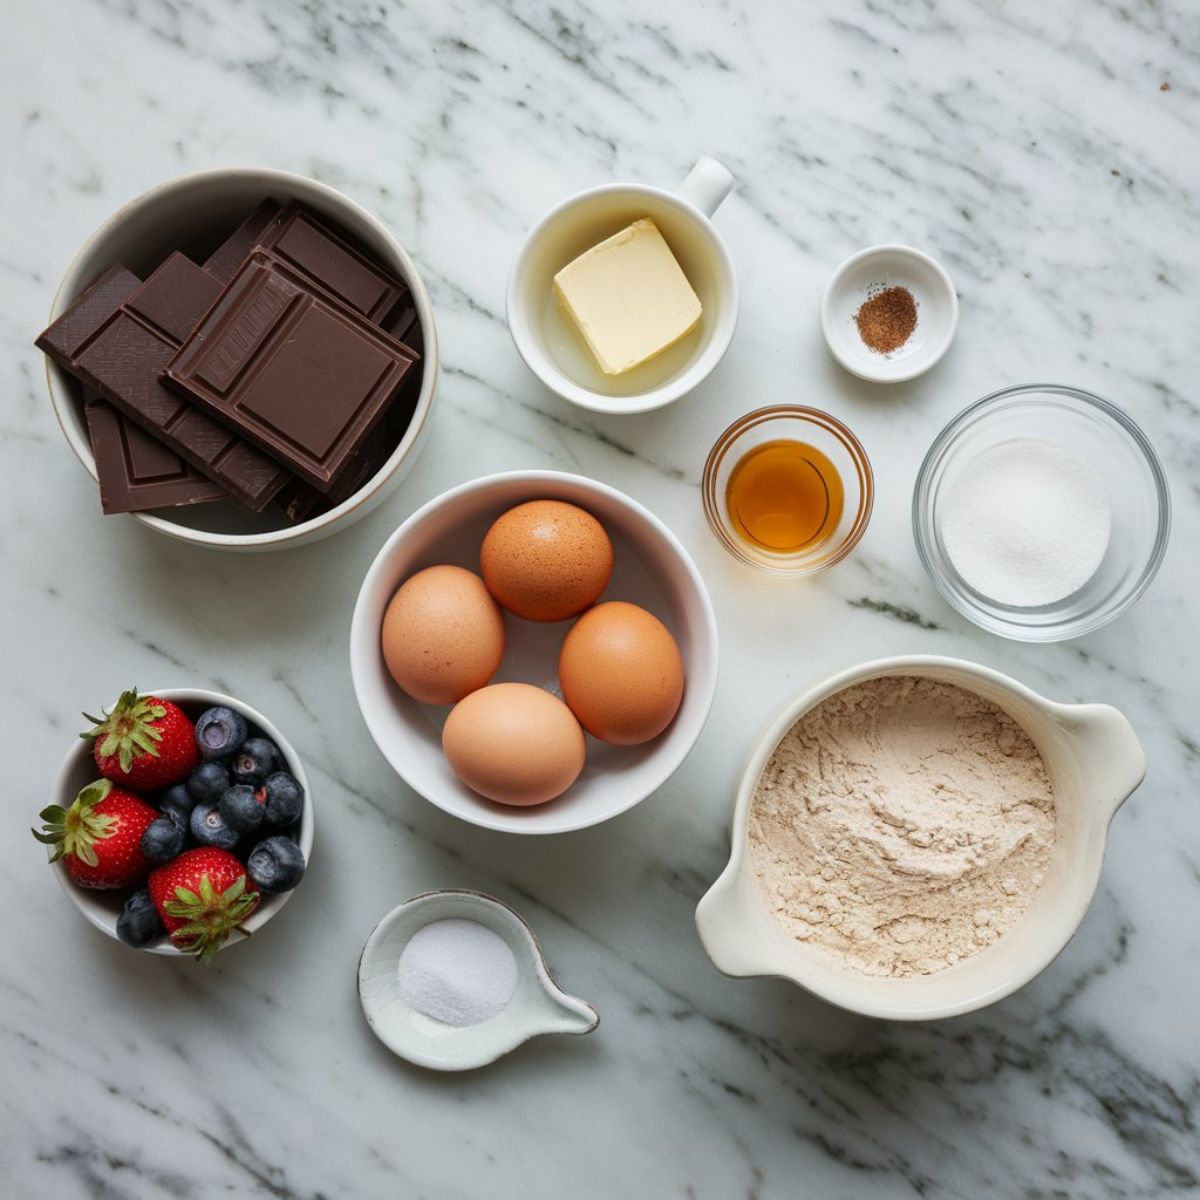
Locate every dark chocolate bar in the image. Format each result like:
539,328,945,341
84,390,226,514
164,250,419,491
203,200,410,325
41,253,291,511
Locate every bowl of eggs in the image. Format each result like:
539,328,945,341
349,471,719,833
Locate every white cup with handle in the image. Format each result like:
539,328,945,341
506,157,738,415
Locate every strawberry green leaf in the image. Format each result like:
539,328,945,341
32,779,117,867
82,689,168,772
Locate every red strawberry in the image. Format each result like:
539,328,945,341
148,848,260,964
82,689,199,791
33,779,157,889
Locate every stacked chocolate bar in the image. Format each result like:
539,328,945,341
37,201,423,519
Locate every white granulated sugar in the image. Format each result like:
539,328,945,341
940,436,1111,607
749,676,1056,978
397,918,519,1027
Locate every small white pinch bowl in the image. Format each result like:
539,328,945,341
696,655,1144,1021
820,244,957,382
49,687,315,957
358,890,598,1071
350,470,719,835
507,157,738,414
45,167,439,552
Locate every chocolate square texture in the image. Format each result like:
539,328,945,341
164,250,419,491
203,201,410,325
272,303,426,523
84,390,226,515
39,253,291,510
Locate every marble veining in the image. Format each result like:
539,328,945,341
2,0,1198,1197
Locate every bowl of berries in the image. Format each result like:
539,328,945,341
34,687,313,962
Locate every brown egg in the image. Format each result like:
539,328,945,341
559,601,685,745
481,499,613,622
381,565,506,705
442,683,586,806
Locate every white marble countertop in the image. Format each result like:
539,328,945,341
3,2,1198,1196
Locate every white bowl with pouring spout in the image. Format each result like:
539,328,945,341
358,890,598,1071
695,655,1145,1021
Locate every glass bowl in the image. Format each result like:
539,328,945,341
913,384,1171,641
702,406,873,575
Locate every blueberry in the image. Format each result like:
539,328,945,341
262,772,304,827
140,816,185,864
116,888,165,949
159,783,196,828
189,801,240,850
246,835,306,893
194,706,248,761
231,738,280,787
187,761,231,805
219,783,267,834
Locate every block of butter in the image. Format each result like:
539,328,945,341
553,218,702,375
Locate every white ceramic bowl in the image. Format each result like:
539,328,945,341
507,158,738,415
820,244,957,382
45,167,439,552
358,890,598,1071
350,470,719,834
696,656,1144,1020
49,687,315,956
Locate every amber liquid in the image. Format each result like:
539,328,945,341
725,440,844,553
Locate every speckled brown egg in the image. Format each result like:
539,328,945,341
442,683,586,806
381,565,506,705
559,601,685,745
480,499,613,622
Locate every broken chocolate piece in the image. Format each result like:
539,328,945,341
84,390,226,515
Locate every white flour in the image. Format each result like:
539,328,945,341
749,676,1056,977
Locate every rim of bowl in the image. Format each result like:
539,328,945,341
819,243,958,383
50,686,314,955
505,182,739,415
44,166,440,551
708,654,1118,1020
702,405,874,575
349,469,720,834
912,383,1172,642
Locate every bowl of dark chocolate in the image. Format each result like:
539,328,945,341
43,168,438,551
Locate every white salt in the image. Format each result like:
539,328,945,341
397,918,519,1027
940,437,1111,607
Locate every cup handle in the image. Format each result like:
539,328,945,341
677,157,735,218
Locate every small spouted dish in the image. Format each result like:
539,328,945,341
38,686,313,960
350,471,719,834
358,890,598,1072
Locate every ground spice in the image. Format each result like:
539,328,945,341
854,285,918,354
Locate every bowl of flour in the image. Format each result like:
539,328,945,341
695,656,1145,1020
